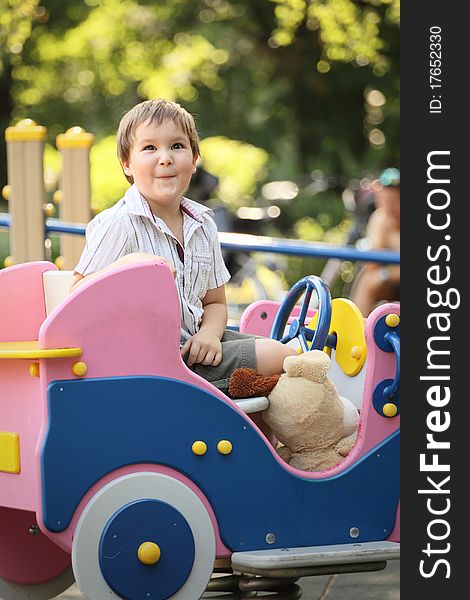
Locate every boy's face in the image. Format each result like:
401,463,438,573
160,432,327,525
122,119,197,211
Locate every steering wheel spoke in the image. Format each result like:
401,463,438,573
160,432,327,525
279,332,294,345
297,329,310,353
298,285,313,324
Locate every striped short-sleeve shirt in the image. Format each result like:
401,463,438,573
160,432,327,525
75,184,231,344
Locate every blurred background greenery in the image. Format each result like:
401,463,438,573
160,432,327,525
0,0,399,298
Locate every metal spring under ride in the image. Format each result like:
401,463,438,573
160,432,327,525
206,560,387,598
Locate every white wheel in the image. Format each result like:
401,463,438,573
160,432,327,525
0,567,74,600
72,472,216,600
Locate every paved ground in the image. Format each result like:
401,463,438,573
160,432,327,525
55,559,399,599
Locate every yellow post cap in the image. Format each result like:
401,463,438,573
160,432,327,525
217,440,233,455
385,313,400,328
43,202,55,217
72,361,88,377
2,185,10,201
29,363,40,378
5,119,47,142
192,441,207,456
4,256,14,268
137,541,161,565
55,256,65,270
56,126,95,149
383,403,398,418
53,189,63,204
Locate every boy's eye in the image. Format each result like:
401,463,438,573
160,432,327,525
172,142,184,149
143,144,157,151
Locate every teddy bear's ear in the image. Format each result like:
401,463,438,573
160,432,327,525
228,368,280,398
283,349,331,382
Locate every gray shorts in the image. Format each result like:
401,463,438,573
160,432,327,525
188,329,259,394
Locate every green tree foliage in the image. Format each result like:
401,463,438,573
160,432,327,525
0,0,38,59
0,0,40,183
200,137,269,210
271,0,399,71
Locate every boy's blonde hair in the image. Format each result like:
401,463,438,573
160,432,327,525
117,98,200,183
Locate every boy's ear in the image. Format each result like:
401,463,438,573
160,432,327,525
192,154,199,173
120,161,134,183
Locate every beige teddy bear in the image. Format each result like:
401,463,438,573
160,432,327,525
229,350,359,472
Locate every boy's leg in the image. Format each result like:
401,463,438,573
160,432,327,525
254,338,296,376
189,330,295,393
189,330,258,394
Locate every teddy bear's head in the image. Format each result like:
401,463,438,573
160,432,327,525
229,350,359,455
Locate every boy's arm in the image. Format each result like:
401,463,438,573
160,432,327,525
199,284,228,340
70,265,122,292
180,285,227,366
70,272,86,291
69,253,176,292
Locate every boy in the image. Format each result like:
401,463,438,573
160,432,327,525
71,98,295,393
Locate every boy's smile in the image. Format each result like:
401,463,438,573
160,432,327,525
122,119,197,218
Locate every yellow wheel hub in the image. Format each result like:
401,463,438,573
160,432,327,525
137,541,161,565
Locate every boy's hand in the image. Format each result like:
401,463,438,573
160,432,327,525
181,330,222,367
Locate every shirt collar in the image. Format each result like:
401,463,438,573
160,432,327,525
123,184,153,218
124,184,213,224
180,197,213,223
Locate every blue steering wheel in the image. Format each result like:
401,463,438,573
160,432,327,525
270,275,332,352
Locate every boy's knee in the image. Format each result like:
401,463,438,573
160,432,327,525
254,338,296,376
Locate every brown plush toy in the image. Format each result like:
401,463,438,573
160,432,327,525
229,350,359,472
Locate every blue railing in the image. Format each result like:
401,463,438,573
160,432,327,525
0,214,400,265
